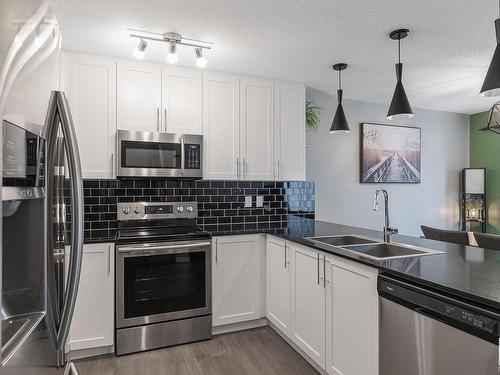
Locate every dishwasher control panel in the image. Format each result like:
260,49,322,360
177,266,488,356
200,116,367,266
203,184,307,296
378,276,500,338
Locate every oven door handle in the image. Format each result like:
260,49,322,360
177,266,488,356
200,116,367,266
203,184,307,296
118,241,211,254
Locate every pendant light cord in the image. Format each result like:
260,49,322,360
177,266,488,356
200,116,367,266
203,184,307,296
338,69,342,90
398,38,401,64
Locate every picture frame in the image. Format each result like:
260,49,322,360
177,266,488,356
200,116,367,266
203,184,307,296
360,122,421,184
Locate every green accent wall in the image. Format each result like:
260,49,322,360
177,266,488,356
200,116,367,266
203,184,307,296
470,111,500,234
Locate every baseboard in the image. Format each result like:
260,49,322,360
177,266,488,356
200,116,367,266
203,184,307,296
212,317,268,335
268,323,328,375
67,345,114,360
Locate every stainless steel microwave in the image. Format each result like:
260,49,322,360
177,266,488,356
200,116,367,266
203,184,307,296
116,130,203,178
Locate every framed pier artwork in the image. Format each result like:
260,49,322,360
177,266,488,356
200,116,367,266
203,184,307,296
360,123,421,183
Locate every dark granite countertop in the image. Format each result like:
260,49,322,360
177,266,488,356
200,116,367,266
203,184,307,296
83,217,500,310
206,218,500,311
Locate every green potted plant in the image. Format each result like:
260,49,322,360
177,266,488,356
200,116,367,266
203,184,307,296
306,101,321,131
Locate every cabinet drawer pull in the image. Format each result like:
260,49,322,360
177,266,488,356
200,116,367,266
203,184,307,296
156,108,160,131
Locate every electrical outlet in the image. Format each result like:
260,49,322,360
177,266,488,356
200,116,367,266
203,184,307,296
256,196,264,208
245,196,252,208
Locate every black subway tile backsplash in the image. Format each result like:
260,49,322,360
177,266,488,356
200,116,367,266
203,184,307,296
76,179,315,240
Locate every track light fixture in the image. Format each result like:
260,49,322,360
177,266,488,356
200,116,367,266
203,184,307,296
166,42,178,64
129,29,212,68
195,48,207,68
132,39,147,60
387,29,414,120
330,63,350,134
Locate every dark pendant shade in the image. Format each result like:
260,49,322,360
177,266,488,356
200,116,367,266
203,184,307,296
387,63,414,120
480,19,500,97
330,89,350,133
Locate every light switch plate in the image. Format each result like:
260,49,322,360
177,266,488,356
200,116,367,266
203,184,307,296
256,196,264,208
245,196,252,208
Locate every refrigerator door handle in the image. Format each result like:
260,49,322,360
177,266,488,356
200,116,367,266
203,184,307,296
45,91,85,352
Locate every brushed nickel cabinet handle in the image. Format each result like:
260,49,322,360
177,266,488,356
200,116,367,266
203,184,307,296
317,253,320,285
323,254,326,288
164,108,167,132
107,245,111,276
157,108,160,131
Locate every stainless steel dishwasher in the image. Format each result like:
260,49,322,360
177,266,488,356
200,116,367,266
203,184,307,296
378,274,500,375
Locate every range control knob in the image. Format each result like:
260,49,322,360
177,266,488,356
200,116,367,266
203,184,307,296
122,206,131,215
186,206,194,213
177,206,184,213
133,207,141,214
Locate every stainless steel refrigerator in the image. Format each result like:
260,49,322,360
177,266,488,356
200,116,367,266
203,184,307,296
0,1,84,373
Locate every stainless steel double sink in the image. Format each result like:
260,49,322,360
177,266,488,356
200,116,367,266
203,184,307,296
304,235,444,261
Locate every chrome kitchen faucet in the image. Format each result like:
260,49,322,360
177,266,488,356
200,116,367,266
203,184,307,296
373,189,398,243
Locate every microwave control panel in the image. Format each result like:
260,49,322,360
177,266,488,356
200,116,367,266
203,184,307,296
185,144,201,169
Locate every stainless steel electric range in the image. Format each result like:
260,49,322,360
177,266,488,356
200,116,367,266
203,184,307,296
115,201,212,356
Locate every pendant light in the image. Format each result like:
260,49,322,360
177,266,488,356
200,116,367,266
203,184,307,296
387,29,414,120
330,63,350,134
480,0,500,96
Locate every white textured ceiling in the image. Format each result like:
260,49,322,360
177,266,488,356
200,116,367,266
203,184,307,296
49,0,500,114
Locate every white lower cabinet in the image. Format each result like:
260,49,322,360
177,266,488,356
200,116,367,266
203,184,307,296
66,243,114,354
266,236,292,335
212,235,261,326
291,243,326,368
325,255,379,375
265,236,378,375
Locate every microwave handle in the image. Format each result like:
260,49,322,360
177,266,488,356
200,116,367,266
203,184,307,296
180,137,185,175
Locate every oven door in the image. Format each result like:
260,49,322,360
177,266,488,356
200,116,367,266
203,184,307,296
116,240,211,329
116,130,202,178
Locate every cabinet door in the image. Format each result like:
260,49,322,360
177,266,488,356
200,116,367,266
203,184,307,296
63,53,116,178
117,60,161,132
266,237,292,336
162,66,202,134
202,72,240,179
326,256,379,375
67,243,114,352
212,235,261,326
240,77,274,180
274,82,305,180
291,244,326,368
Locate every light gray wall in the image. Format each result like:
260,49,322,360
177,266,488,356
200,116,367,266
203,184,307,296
306,89,469,237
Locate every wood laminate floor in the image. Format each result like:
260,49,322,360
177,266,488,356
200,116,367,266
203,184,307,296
75,327,320,375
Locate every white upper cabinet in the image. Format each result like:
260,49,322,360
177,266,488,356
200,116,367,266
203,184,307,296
240,77,274,180
212,235,261,326
63,52,116,178
266,236,292,336
202,72,240,179
291,243,326,368
274,82,305,180
325,255,379,375
117,60,162,132
162,66,202,134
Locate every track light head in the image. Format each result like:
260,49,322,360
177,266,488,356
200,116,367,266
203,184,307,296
195,47,207,68
132,39,147,60
166,42,178,64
